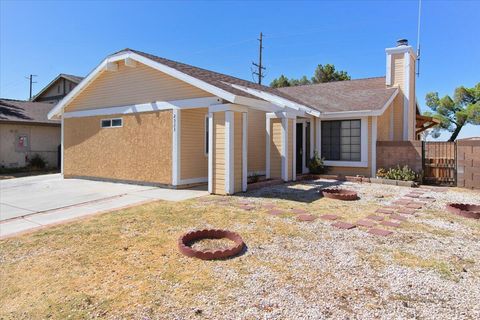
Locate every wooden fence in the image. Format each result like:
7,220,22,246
422,141,456,185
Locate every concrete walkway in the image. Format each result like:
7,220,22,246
0,174,208,238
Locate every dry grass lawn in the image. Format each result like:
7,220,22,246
1,180,479,319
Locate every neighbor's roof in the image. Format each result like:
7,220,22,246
277,77,398,113
0,99,59,125
32,73,84,102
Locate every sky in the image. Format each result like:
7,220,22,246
1,0,479,140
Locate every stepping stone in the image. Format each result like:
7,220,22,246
368,228,393,236
393,200,411,205
397,208,416,215
405,194,420,198
380,220,401,228
332,221,356,230
356,219,376,227
263,203,277,209
376,208,394,214
320,214,339,221
267,209,284,216
406,203,422,209
297,214,317,222
366,215,385,221
291,208,308,215
390,214,407,221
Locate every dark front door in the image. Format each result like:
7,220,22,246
305,122,310,169
296,123,303,174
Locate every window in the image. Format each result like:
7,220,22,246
204,115,209,155
16,134,29,152
101,118,123,128
321,120,361,161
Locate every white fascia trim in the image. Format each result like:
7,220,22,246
49,50,239,119
242,112,248,192
208,112,214,193
386,53,392,86
61,116,64,176
281,117,288,181
63,97,222,118
266,116,271,179
178,177,208,185
172,109,181,186
225,111,235,194
403,51,410,140
371,116,378,177
266,111,299,119
209,103,249,113
228,83,320,117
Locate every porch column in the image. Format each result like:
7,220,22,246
242,112,248,192
281,117,288,181
207,112,213,193
172,109,181,186
371,116,378,177
225,111,234,194
292,117,297,181
265,116,271,179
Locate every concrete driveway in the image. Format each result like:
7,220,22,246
0,174,208,238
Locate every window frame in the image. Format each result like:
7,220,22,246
100,117,123,128
319,117,368,168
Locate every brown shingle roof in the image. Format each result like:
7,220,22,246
126,49,309,107
0,99,59,125
277,77,397,113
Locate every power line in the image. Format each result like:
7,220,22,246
25,74,38,100
252,32,266,85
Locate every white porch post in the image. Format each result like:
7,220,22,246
310,118,314,159
292,117,297,181
172,109,181,186
61,115,64,177
266,116,271,179
371,116,378,177
281,117,288,181
208,112,214,193
302,121,307,173
225,111,234,194
316,118,321,153
242,112,248,192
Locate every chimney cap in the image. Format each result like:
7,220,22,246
397,39,409,47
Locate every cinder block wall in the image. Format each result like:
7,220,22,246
457,139,480,189
376,141,423,173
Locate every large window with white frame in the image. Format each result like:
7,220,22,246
321,119,361,161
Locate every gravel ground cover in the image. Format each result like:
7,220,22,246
1,179,479,319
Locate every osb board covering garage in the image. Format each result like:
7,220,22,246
64,110,172,185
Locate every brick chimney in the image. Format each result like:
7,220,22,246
385,39,417,141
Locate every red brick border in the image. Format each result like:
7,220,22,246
178,229,245,260
446,203,480,219
321,188,358,201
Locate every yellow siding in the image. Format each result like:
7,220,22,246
65,60,212,112
234,112,243,193
248,109,266,174
377,104,392,141
391,53,405,88
180,108,208,180
64,110,172,184
270,119,282,179
213,112,225,194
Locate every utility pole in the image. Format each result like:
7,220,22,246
25,74,38,100
252,32,265,85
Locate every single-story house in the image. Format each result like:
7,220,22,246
0,99,60,168
48,39,432,195
32,73,84,104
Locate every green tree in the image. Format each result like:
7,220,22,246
270,64,350,88
424,83,480,141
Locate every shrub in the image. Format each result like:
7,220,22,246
249,172,261,183
381,165,417,181
28,154,46,169
307,151,326,174
376,168,388,178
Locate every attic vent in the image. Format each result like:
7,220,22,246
397,39,408,47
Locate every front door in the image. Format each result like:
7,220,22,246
296,123,303,174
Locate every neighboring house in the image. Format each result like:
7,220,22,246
0,99,60,168
32,74,84,104
48,39,434,195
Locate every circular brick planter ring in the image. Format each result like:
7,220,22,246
321,188,358,201
178,229,245,260
446,203,480,220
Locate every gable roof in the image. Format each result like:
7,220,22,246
32,73,84,102
277,77,398,114
0,99,60,125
